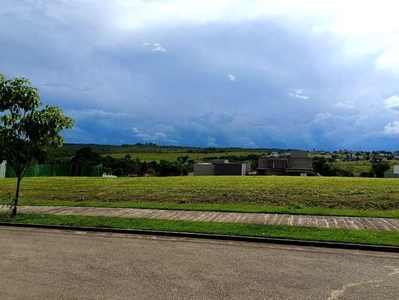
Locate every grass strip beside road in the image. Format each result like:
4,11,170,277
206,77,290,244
1,213,398,247
7,200,399,219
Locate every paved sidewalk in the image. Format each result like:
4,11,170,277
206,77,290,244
1,205,399,232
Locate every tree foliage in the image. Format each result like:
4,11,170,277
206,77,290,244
0,74,74,216
70,147,102,165
371,163,390,178
69,147,195,177
312,156,354,177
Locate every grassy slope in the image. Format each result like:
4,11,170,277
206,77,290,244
1,176,399,217
2,176,399,246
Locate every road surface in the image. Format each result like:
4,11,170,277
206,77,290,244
1,226,398,299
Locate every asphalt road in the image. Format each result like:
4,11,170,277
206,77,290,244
1,227,399,300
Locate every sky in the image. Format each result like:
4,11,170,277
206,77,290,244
2,0,399,151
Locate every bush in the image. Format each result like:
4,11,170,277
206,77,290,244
360,170,375,177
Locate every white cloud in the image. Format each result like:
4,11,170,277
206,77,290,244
206,136,216,147
296,95,308,100
309,112,332,126
67,109,133,119
334,101,354,109
376,50,399,73
139,42,166,51
42,81,91,91
100,1,399,63
288,89,309,100
383,95,399,111
384,122,399,134
4,1,399,52
132,127,142,134
152,43,166,52
227,74,236,82
132,127,177,143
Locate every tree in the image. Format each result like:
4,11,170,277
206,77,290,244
157,160,182,176
70,147,102,165
177,155,190,165
0,74,74,217
371,163,390,178
312,156,354,177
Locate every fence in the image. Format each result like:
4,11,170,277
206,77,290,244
4,164,103,178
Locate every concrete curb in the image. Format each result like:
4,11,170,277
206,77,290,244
1,222,399,253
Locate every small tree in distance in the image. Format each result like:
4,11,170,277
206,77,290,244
0,74,74,217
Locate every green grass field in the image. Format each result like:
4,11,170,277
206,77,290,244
1,176,399,217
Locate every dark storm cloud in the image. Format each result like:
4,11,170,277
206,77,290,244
2,0,399,150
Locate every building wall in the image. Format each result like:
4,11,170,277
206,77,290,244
258,157,287,169
386,165,399,178
384,172,399,178
257,168,286,176
257,152,313,176
0,161,6,178
257,157,270,168
291,150,309,158
213,159,229,164
287,158,313,169
194,163,215,176
214,163,246,176
194,162,248,176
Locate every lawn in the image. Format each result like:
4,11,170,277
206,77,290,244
1,176,399,217
2,176,399,246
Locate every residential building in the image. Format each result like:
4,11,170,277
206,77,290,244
256,150,313,176
194,159,249,176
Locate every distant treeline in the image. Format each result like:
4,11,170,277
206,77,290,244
52,146,261,177
37,144,393,177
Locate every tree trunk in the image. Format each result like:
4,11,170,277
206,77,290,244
11,176,22,217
